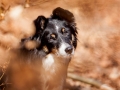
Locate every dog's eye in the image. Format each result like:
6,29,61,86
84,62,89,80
61,28,68,35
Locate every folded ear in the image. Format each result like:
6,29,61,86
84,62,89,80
52,7,75,23
34,16,47,33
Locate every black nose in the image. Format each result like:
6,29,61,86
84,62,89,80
65,47,73,54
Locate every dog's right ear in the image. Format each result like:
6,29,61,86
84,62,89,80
52,7,75,23
34,16,48,33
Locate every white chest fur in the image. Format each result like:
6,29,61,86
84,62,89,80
42,54,55,71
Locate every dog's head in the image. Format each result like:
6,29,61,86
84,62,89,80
34,7,77,57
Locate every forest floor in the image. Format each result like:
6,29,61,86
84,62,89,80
0,0,120,90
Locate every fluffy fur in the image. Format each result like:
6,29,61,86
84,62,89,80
5,7,77,90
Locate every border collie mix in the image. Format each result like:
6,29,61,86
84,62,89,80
7,7,77,90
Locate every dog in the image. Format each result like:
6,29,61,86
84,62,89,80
5,7,77,90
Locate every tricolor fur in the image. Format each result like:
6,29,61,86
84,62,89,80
7,7,77,90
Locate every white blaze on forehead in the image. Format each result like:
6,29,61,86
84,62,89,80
42,54,54,70
55,25,59,30
53,20,60,31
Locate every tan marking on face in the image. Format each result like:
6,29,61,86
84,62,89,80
43,46,49,53
61,28,65,33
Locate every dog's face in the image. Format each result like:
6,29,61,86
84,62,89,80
41,19,74,56
34,7,77,57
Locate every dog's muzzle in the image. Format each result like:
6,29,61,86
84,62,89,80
58,43,74,56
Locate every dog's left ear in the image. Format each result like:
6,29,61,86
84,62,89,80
52,7,75,23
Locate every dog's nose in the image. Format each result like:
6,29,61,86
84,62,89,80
65,47,73,54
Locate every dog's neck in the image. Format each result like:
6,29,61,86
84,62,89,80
42,54,70,70
41,54,70,90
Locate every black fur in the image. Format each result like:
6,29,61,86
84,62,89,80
31,7,78,56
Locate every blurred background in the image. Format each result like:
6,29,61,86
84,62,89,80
0,0,120,90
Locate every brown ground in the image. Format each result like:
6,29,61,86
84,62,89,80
0,0,120,90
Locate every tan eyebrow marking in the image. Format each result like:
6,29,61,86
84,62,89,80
61,28,65,33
